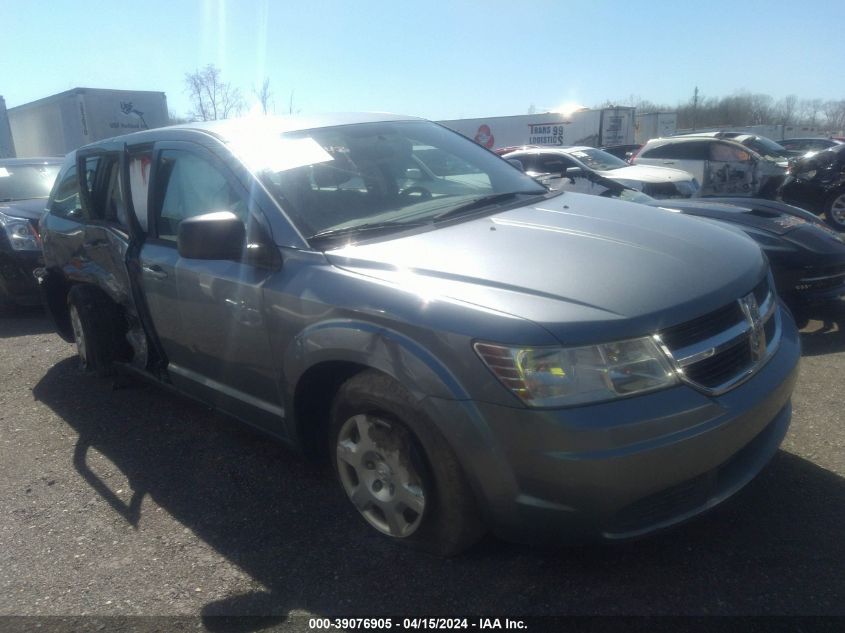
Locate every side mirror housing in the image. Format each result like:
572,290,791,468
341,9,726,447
507,158,525,172
177,211,246,260
565,166,584,182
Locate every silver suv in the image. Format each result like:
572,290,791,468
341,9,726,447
37,114,800,555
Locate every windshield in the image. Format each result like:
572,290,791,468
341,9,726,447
564,148,629,171
743,137,789,161
0,163,61,201
241,120,547,242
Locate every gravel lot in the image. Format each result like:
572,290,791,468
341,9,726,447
0,304,843,623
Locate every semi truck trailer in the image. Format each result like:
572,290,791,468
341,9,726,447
8,88,168,157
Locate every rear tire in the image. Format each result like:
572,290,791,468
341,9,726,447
67,285,122,377
330,370,484,556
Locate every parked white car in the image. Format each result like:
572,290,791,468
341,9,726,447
504,146,699,199
632,136,787,198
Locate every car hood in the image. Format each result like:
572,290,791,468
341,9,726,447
325,192,766,344
596,164,694,184
654,197,845,238
0,197,48,221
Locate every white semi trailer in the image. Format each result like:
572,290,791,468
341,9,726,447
439,107,635,150
8,88,169,157
0,96,15,158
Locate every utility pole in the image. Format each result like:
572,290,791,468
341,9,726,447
692,86,699,131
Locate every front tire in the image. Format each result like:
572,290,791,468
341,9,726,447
330,370,484,556
825,190,845,231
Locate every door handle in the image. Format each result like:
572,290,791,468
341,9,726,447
662,161,675,165
84,239,108,248
142,265,168,280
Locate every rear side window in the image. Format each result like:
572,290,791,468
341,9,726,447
537,154,577,173
154,150,247,241
642,141,710,160
710,142,751,162
49,166,81,219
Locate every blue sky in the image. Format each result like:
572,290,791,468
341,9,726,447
2,0,842,119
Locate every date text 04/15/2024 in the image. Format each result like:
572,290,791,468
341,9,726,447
307,618,528,630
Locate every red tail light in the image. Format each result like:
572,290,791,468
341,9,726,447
628,147,642,164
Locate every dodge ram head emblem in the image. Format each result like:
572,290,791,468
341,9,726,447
739,292,766,362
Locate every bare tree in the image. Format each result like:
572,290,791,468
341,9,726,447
168,111,191,125
800,98,824,127
775,94,798,126
253,77,273,114
184,64,244,121
823,100,845,132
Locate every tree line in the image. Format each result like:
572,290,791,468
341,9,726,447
622,89,845,132
176,66,845,134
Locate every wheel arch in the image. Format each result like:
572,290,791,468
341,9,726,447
286,320,471,460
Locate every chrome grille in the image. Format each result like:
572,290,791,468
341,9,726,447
657,276,781,394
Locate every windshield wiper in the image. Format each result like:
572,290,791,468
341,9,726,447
432,191,546,222
309,220,430,243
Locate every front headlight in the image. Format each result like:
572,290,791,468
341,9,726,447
0,211,40,251
474,336,678,407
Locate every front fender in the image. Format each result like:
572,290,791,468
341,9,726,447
282,319,471,402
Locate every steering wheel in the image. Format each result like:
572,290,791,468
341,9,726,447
399,185,432,201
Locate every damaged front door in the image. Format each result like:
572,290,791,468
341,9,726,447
701,141,757,196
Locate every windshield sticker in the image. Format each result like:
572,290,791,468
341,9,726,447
0,168,10,178
231,136,334,173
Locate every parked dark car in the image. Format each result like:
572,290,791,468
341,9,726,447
779,137,844,156
0,157,62,311
547,168,845,313
779,144,845,231
38,114,799,555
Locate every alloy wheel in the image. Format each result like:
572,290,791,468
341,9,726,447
830,193,845,229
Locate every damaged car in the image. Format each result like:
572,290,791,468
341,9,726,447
0,157,62,312
632,136,787,198
38,114,799,555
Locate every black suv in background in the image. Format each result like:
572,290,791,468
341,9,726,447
37,115,799,555
0,157,62,311
780,144,845,231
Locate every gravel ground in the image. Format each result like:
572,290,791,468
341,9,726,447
0,304,843,625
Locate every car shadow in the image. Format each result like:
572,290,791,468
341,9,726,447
797,300,845,356
0,307,53,338
31,358,845,619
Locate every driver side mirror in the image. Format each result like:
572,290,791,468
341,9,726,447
564,166,584,182
507,158,525,172
177,211,246,260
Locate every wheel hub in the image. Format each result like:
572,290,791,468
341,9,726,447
336,414,426,538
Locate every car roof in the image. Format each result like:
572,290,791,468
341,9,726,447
82,112,425,150
644,135,745,147
504,146,594,155
782,137,841,143
0,157,63,166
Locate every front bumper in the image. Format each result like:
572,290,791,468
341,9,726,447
0,250,42,307
774,262,845,306
423,306,801,543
